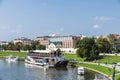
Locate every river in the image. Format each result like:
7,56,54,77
0,60,109,80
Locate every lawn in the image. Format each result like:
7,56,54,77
116,74,120,80
100,55,120,64
64,53,120,64
63,53,84,61
0,51,26,59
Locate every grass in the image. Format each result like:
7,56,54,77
116,74,120,80
100,55,120,64
64,53,120,64
63,53,84,61
0,51,26,59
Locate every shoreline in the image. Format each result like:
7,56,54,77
0,56,25,61
81,66,111,80
75,62,120,80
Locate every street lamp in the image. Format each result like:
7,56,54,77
112,62,117,80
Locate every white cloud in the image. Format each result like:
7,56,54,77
93,24,101,29
95,16,112,21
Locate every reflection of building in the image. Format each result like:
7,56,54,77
13,37,33,45
35,35,80,48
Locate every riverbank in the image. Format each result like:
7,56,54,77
64,53,120,80
76,63,120,80
0,51,26,60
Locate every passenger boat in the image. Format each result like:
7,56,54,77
25,49,68,68
6,55,19,62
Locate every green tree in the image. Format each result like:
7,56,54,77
36,44,46,50
7,42,15,50
76,38,81,48
23,45,31,51
107,34,116,49
90,44,99,60
96,37,111,53
31,41,40,50
1,44,8,50
77,37,99,61
15,42,23,52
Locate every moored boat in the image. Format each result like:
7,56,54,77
25,49,68,68
6,55,19,62
77,67,84,75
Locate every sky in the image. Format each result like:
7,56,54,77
0,0,120,41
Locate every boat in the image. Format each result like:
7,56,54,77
77,67,84,75
6,55,19,62
25,49,69,68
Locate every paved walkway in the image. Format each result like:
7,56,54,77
70,61,120,71
81,61,120,71
100,53,120,56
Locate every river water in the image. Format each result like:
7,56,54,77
0,60,109,80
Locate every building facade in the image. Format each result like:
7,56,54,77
35,35,79,48
34,37,49,48
13,37,33,45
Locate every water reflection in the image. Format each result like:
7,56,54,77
77,69,109,80
0,60,109,80
77,75,84,80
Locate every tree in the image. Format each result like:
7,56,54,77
96,37,111,53
76,38,81,48
7,42,15,50
1,44,7,50
36,44,46,50
76,37,99,61
107,34,116,49
90,44,99,60
31,41,40,50
23,45,31,51
15,42,23,52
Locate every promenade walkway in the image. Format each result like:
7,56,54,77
79,61,120,71
70,61,120,71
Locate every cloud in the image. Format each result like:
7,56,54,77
95,16,112,21
93,24,101,29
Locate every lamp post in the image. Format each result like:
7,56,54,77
112,62,117,80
